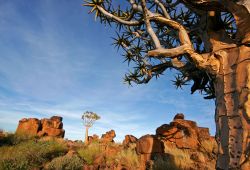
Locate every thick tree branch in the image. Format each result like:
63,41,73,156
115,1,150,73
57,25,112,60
148,16,220,74
141,0,162,49
148,44,190,57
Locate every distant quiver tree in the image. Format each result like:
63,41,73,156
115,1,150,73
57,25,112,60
82,111,100,144
83,0,250,169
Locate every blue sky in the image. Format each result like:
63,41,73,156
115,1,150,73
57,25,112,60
0,0,215,142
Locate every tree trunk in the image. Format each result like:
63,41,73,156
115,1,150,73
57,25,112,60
85,126,89,144
214,45,250,169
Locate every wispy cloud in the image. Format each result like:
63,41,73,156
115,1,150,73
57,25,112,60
0,0,216,141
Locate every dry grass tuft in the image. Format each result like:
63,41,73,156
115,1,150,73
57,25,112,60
164,144,193,169
111,147,140,169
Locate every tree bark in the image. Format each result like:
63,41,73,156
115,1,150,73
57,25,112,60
214,45,250,169
85,126,89,144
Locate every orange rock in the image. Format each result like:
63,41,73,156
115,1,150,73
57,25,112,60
16,118,41,136
101,130,116,143
155,114,211,150
16,116,65,138
197,127,211,141
122,135,137,147
156,124,178,136
42,127,65,138
136,135,163,154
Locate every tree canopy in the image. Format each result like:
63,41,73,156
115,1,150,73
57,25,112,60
82,111,100,128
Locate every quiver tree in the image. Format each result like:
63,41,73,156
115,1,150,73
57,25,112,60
82,111,100,144
83,0,250,169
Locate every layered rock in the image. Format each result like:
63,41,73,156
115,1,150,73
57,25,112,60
16,116,65,138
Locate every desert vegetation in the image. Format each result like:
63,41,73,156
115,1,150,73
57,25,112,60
0,114,218,170
0,132,140,170
0,133,67,170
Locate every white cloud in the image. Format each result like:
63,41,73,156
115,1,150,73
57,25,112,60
0,0,216,141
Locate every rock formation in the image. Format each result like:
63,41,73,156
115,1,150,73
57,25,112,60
136,113,217,169
156,116,212,149
100,130,116,143
16,118,41,136
122,135,137,147
16,116,65,138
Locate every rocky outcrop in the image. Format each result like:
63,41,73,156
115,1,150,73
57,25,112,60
100,130,116,143
122,135,137,147
136,113,217,170
16,116,65,138
156,115,212,149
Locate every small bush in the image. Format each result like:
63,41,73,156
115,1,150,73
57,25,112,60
0,132,37,146
77,142,102,165
46,154,83,170
0,139,67,170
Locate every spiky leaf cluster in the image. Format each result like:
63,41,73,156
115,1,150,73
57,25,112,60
83,0,237,99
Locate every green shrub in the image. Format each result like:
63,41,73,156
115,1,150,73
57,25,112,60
0,132,37,146
77,142,102,165
0,139,67,170
46,154,83,170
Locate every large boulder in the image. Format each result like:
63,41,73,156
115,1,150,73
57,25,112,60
15,116,65,138
101,130,116,143
16,118,41,136
136,135,163,154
